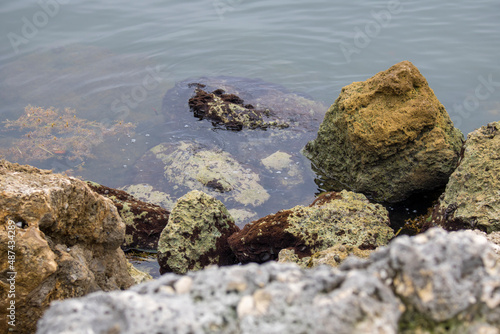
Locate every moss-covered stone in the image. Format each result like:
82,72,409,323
87,182,170,251
157,190,240,274
278,244,373,269
136,141,270,207
228,190,393,263
429,121,500,232
303,61,464,202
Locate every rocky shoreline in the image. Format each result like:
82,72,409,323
1,61,499,333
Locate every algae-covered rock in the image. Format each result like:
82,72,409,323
121,183,175,211
134,140,270,207
430,121,500,232
278,244,373,269
163,76,326,134
87,182,170,251
188,85,289,130
228,190,393,264
157,190,240,274
304,61,464,202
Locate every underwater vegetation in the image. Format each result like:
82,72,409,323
1,105,134,163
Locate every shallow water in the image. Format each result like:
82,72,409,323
1,0,499,229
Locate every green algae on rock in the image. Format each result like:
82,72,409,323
87,182,170,251
135,140,270,207
157,190,240,274
188,85,289,130
163,76,326,135
429,121,500,232
303,61,464,202
278,244,373,269
228,190,393,264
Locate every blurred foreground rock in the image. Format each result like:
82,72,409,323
0,160,134,334
37,228,500,333
304,61,463,202
157,190,240,274
429,121,500,232
228,190,393,264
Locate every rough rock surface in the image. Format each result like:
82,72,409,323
134,141,270,208
37,228,500,334
163,76,326,134
429,121,500,232
188,85,289,130
87,181,170,251
278,244,373,268
0,160,134,334
228,190,393,264
304,61,464,202
157,190,240,274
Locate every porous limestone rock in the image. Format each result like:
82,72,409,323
429,121,500,232
0,160,134,334
87,182,170,251
134,141,270,207
304,61,464,202
157,190,240,274
228,190,393,264
36,228,500,334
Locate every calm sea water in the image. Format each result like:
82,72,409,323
1,1,499,230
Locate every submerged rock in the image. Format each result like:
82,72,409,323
36,228,500,334
188,85,289,130
303,61,464,202
228,190,393,264
86,182,170,251
163,76,326,134
0,160,134,334
429,121,500,232
134,140,270,208
157,190,240,274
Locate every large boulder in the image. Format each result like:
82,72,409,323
157,190,240,274
36,228,500,334
0,160,134,334
303,61,464,202
228,190,393,264
428,121,500,233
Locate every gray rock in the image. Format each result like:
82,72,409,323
36,228,500,334
430,121,500,232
